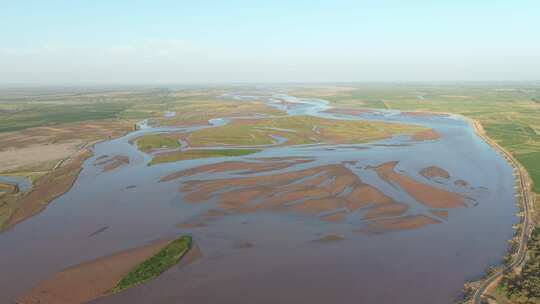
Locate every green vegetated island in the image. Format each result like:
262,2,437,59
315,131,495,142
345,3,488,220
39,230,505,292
114,235,192,293
136,134,181,152
150,149,261,165
134,115,428,165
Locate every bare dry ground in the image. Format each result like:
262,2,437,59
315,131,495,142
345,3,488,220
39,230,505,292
0,120,134,230
0,120,133,173
2,149,93,229
0,143,80,173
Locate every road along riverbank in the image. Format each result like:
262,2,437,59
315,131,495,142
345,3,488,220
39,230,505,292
466,119,535,304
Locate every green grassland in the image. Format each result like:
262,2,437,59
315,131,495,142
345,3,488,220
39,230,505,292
517,152,540,194
154,100,284,126
150,149,260,165
187,115,426,147
0,89,168,133
135,134,181,152
0,88,282,134
140,114,426,164
0,102,130,133
113,236,192,293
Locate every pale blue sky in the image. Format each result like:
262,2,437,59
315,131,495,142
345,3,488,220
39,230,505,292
1,0,539,84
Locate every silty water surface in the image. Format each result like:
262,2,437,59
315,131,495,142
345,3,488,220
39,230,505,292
0,92,517,304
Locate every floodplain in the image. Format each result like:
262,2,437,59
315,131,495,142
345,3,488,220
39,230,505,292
0,84,531,303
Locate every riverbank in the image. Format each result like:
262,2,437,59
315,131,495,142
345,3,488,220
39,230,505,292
1,147,94,230
463,118,535,304
0,127,135,231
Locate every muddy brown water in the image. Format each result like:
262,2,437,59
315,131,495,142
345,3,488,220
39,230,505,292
0,92,517,304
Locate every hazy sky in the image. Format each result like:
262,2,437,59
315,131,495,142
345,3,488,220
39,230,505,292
1,0,539,84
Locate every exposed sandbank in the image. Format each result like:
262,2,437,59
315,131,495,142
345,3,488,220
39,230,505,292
454,179,469,187
322,108,376,116
400,111,449,118
411,129,441,141
373,161,466,209
94,155,129,172
309,234,345,243
172,159,445,232
365,215,441,233
429,210,449,219
420,166,451,180
160,157,314,182
17,240,171,304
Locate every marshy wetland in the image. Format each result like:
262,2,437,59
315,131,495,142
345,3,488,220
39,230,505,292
0,87,519,303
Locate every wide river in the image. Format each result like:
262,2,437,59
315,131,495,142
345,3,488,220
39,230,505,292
0,91,518,303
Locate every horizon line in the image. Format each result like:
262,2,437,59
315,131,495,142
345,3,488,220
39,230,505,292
1,80,540,89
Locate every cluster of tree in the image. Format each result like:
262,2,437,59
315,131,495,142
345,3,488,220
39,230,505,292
500,227,540,303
